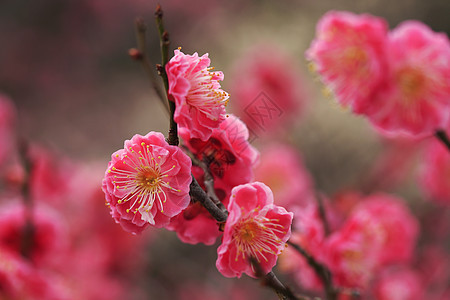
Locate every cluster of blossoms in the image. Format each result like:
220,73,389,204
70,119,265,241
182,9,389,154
99,19,450,296
3,3,449,299
279,193,423,294
307,11,450,138
102,49,293,279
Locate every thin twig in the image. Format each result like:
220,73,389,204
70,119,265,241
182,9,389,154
133,17,169,112
435,130,450,152
18,140,35,259
155,4,178,146
287,241,337,300
182,146,228,214
316,193,330,236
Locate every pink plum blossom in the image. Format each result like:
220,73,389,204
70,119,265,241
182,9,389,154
216,182,293,278
169,115,259,245
231,45,307,134
306,11,388,112
366,21,450,137
349,194,419,265
323,221,379,289
102,131,192,234
166,49,229,141
420,139,450,205
324,193,419,288
254,143,314,209
373,268,425,300
180,114,259,189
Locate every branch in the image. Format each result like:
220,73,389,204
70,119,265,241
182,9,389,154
435,130,450,152
189,176,228,223
18,140,35,259
132,18,169,113
250,257,310,300
155,4,178,146
316,193,330,236
287,241,337,300
182,146,228,215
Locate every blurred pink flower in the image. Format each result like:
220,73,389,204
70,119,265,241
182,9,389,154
216,182,293,278
0,248,71,300
349,194,419,265
420,138,450,205
0,93,16,166
231,45,307,134
324,193,419,288
102,132,192,234
254,143,314,209
0,202,68,269
306,11,388,112
27,146,75,207
373,268,424,300
324,222,379,289
366,21,450,137
166,49,229,141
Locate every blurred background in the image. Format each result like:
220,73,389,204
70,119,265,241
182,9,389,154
0,0,449,299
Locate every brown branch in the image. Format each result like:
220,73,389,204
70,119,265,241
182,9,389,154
316,193,330,236
155,4,178,146
250,257,310,300
18,140,35,259
435,130,450,152
189,176,228,223
182,146,228,215
287,241,337,300
132,17,169,113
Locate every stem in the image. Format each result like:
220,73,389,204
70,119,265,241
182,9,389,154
287,241,337,300
18,140,35,259
316,193,330,236
189,176,228,223
155,4,178,146
250,257,309,300
182,146,228,214
133,18,169,113
435,130,450,152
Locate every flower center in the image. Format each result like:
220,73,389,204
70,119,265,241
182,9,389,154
185,63,229,120
139,168,159,188
238,220,260,242
109,142,179,224
232,215,286,263
396,67,426,100
342,46,369,77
